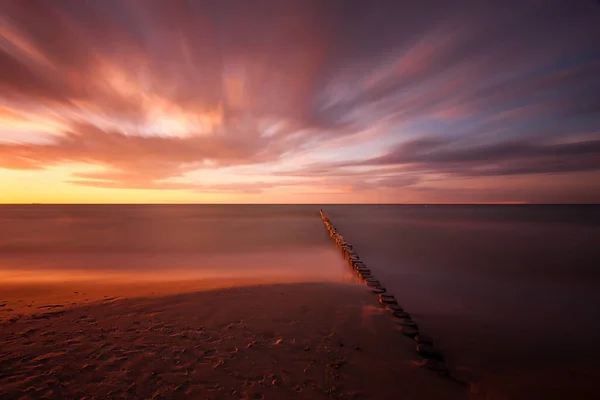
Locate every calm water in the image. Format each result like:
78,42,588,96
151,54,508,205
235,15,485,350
325,204,600,391
0,204,350,284
1,204,599,393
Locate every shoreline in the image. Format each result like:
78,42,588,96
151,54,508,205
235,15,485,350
0,281,466,399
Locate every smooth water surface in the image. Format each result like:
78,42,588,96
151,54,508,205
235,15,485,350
325,204,600,394
0,205,349,284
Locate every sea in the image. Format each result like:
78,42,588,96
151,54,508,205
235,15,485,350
1,204,599,396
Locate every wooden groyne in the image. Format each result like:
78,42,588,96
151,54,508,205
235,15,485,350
319,209,449,376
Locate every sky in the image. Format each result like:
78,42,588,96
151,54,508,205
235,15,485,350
1,0,599,204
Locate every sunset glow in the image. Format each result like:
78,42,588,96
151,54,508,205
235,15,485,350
1,1,599,203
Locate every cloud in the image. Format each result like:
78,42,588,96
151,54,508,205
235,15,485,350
0,121,291,184
342,137,600,180
0,0,599,201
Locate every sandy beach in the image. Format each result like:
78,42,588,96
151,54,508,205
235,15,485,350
0,281,466,399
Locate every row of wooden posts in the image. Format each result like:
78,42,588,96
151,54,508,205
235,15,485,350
319,209,450,376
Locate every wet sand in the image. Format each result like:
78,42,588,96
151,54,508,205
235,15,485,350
0,282,466,399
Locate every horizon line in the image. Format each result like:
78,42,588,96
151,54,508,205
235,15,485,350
1,202,599,206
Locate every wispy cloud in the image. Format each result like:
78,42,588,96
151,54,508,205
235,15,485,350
1,0,599,202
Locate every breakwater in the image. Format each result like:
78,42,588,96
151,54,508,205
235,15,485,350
319,209,449,376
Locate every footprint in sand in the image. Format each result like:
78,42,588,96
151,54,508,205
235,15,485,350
38,304,64,309
30,311,65,320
